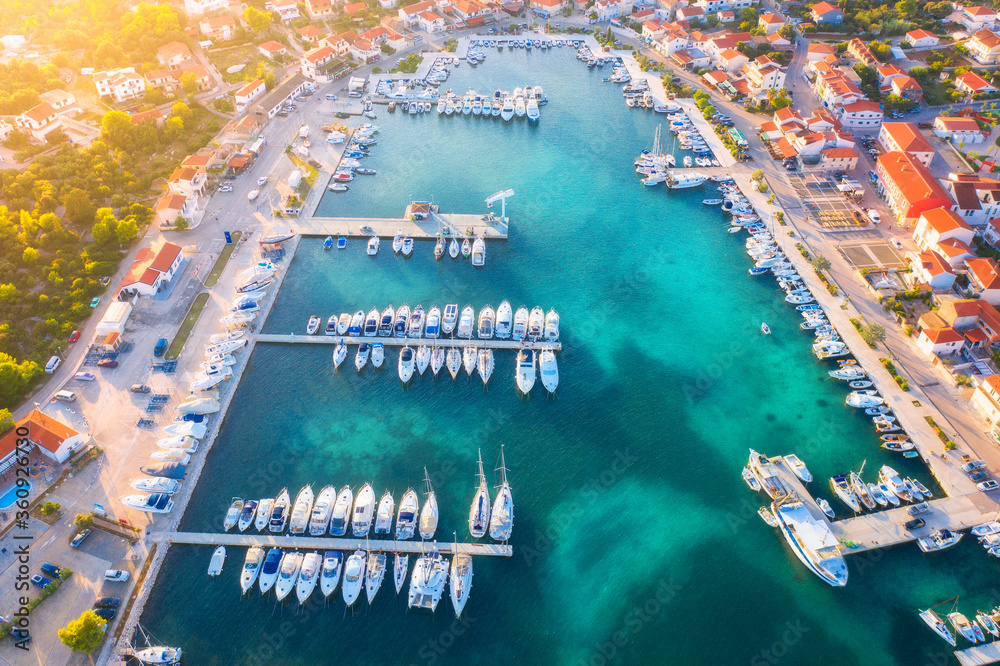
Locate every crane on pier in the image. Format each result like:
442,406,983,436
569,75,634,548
485,189,514,223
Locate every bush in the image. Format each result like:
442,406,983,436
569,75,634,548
73,513,93,531
758,182,768,193
40,502,61,517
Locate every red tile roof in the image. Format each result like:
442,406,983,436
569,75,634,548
812,1,842,14
0,409,79,460
907,29,936,40
22,101,56,124
923,327,965,344
921,207,972,234
957,71,996,92
968,257,1000,290
881,122,933,154
936,116,980,131
258,40,286,54
877,151,954,214
918,250,955,277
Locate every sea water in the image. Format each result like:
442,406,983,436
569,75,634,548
140,49,992,666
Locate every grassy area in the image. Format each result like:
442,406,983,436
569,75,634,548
208,45,266,84
205,231,242,288
166,292,210,360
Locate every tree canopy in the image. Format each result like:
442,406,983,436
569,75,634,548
58,610,107,653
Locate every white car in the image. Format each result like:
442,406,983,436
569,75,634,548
104,569,130,582
893,239,902,249
979,480,1000,492
868,210,881,224
257,177,267,186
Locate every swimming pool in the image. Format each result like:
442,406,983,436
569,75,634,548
0,482,29,510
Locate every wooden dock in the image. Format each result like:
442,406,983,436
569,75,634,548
255,334,561,352
956,643,1000,666
159,532,512,556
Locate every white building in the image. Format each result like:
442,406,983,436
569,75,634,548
183,0,230,15
234,79,266,112
266,0,301,21
0,409,88,465
15,102,62,143
94,67,146,103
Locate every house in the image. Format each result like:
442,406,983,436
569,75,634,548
703,70,728,87
359,26,408,50
643,20,668,41
306,0,336,17
221,115,261,144
810,1,843,24
531,0,566,13
670,48,711,69
94,67,146,103
934,116,985,144
118,242,186,297
653,25,690,55
145,66,213,93
234,79,266,112
675,6,704,21
847,38,878,66
0,410,88,465
912,207,975,267
877,123,934,167
955,71,999,96
966,257,1000,304
302,46,339,79
966,29,1000,65
693,0,755,13
297,25,326,44
250,72,309,120
183,0,229,15
813,71,864,106
876,151,955,222
266,0,301,21
594,0,633,21
962,6,997,32
875,63,907,86
15,102,62,143
717,48,748,73
971,375,1000,434
346,36,380,62
399,0,438,26
945,174,1000,227
819,147,858,171
905,28,939,48
156,42,194,69
758,12,785,34
199,15,238,41
38,89,77,116
767,32,792,50
717,10,735,22
344,2,367,16
258,41,287,60
417,11,447,32
806,42,836,62
915,322,966,356
742,55,785,93
890,76,923,102
911,250,957,290
929,298,1000,350
167,167,208,199
154,192,202,228
836,99,883,130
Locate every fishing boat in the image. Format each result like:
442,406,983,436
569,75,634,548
830,474,860,512
912,479,933,499
879,465,911,502
375,491,395,535
868,483,888,507
761,322,771,335
420,468,439,540
408,550,449,611
772,497,848,587
919,608,957,646
882,441,915,452
355,343,370,371
784,455,812,483
269,488,290,533
241,546,263,594
342,550,367,606
353,483,376,537
394,553,408,593
274,552,304,602
516,349,536,394
329,486,353,536
237,500,258,532
512,306,529,341
399,346,415,382
223,498,244,531
446,348,462,379
258,547,283,594
881,434,910,443
442,304,458,334
366,552,387,604
495,301,513,339
320,551,343,597
758,507,779,527
309,485,336,536
469,450,492,538
295,552,322,604
288,485,314,535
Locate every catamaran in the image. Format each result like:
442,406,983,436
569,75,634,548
408,550,449,611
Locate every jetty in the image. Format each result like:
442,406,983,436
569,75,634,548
956,643,1000,665
255,334,560,351
158,531,512,556
294,201,509,240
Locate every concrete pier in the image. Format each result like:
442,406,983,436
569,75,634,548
255,334,561,352
956,643,1000,665
158,531,512,556
297,212,507,240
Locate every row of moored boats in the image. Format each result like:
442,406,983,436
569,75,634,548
328,123,379,191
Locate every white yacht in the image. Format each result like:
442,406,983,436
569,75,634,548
490,446,514,541
495,301,513,339
539,349,558,393
399,346,415,382
329,486,353,536
258,547,283,594
223,498,244,530
829,474,860,512
458,305,475,339
348,310,365,336
420,468,439,540
446,348,462,379
394,553,409,594
949,612,984,643
471,237,485,267
527,306,544,341
342,550,367,606
240,546,263,595
334,339,348,368
425,307,441,339
396,488,419,539
450,550,473,618
879,465,912,502
431,347,445,375
306,316,320,335
367,236,380,256
237,500,258,532
772,498,848,587
919,608,956,646
337,313,351,335
274,551,304,601
918,529,963,553
320,551,343,598
667,172,707,189
130,477,181,494
469,449,491,538
363,308,380,337
288,485,314,535
408,305,425,337
394,304,410,337
402,236,414,257
374,491,395,535
366,552,387,604
442,304,458,334
408,551,449,611
122,493,174,514
477,305,495,339
516,349,536,394
371,342,385,368
355,343,370,371
155,436,198,452
846,391,884,408
295,552,321,604
514,94,526,118
784,455,812,483
526,97,539,121
544,309,560,341
309,485,336,536
392,233,403,254
500,96,515,121
254,498,272,532
512,307,529,341
352,483,376,537
463,345,477,376
378,305,395,337
478,349,494,386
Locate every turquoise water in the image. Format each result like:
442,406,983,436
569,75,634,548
140,50,997,665
0,481,28,509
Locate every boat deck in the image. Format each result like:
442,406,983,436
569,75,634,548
298,212,507,241
255,334,561,351
158,532,511,556
956,643,1000,665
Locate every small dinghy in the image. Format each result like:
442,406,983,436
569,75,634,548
758,507,778,527
742,467,760,492
207,546,226,576
817,498,835,519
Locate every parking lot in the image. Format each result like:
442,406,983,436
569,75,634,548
838,239,908,270
786,173,865,230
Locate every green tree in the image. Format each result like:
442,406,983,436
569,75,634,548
100,110,134,151
244,6,273,33
73,513,94,530
40,501,61,517
264,71,276,90
811,255,832,271
778,24,795,40
116,217,139,246
0,353,40,408
895,0,917,16
91,208,119,245
860,323,887,347
179,72,199,94
0,408,13,435
0,284,17,302
21,247,39,265
63,188,94,225
58,610,106,653
171,101,192,122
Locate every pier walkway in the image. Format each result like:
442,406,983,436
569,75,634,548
296,212,507,240
956,643,1000,665
158,532,512,556
255,334,561,352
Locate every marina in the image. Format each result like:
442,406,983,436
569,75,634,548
255,334,560,351
159,532,511,556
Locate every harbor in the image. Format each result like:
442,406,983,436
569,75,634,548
256,334,560,351
158,531,511,556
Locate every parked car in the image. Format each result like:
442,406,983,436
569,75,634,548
979,480,1000,492
29,575,50,588
325,93,337,100
909,106,922,113
969,469,989,482
40,563,62,579
93,608,117,620
962,460,987,473
96,358,118,369
868,210,881,223
104,570,129,582
868,170,878,182
70,529,91,548
94,597,121,608
68,330,81,343
90,297,101,308
154,338,168,357
893,239,902,249
904,518,925,531
130,384,151,393
10,629,30,642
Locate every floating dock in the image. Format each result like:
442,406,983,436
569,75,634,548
255,334,560,351
956,643,1000,665
159,531,512,556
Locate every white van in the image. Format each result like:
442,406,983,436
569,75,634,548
45,356,62,374
54,390,76,403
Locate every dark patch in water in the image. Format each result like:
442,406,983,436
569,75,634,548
816,399,828,408
765,413,777,422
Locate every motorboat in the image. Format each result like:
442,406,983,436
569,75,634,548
495,301,513,339
223,498,244,531
150,448,191,464
371,342,384,368
462,238,471,258
471,237,485,267
363,308,380,337
920,609,956,646
879,482,900,506
255,499,272,531
742,467,760,492
352,483,376,537
446,348,462,379
906,478,925,501
399,346,415,382
394,553,408,594
394,304,410,337
155,436,198,452
408,551,449,611
306,316,321,335
420,468,439,540
463,346,477,376
469,449,492,538
274,551,304,602
882,441,915,452
342,550,367,606
477,305,495,339
817,498,835,519
868,483,888,507
431,347,445,376
490,446,514,541
851,472,875,510
442,304,458,334
772,497,848,587
334,339,348,368
426,307,441,339
337,313,351,335
879,465,911,502
269,488,290,533
379,305,395,336
912,479,933,499
396,488,419,539
846,391,883,408
544,309,560,341
366,552,387,604
237,500,258,532
320,551,343,597
329,486,353,537
130,477,181,495
367,236,380,255
355,343,371,371
309,485,336,535
450,551,473,617
258,547,283,594
458,305,475,339
296,552,322,604
416,346,431,375
784,455,812,483
348,310,365,336
402,236,414,257
516,349,536,394
393,233,403,253
288,485,314,535
477,349,494,385
375,491,395,535
829,475,860,512
948,611,984,642
919,529,963,553
527,307,544,341
500,97,514,121
539,350,558,392
512,307,529,341
163,423,207,439
408,305,425,337
241,546,263,594
121,493,174,514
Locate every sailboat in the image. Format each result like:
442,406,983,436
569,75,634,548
469,449,491,538
394,553,409,593
420,467,439,540
131,625,183,665
489,445,514,541
450,533,473,618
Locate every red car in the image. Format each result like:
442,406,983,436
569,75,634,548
68,330,81,343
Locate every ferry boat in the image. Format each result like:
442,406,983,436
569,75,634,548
772,497,848,587
408,551,449,611
320,551,343,598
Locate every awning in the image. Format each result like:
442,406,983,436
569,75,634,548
467,16,485,25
